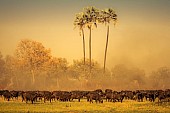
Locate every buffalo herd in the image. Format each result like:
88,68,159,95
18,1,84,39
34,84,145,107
0,89,170,104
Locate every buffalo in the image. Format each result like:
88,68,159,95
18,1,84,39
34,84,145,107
22,91,38,104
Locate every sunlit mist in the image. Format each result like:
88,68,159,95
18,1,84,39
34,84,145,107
0,0,170,90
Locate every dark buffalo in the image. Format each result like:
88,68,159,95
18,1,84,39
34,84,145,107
144,90,157,102
105,91,125,103
3,90,12,101
105,89,112,94
123,91,135,100
59,91,72,102
52,91,63,101
0,90,5,97
157,90,167,104
35,91,44,102
86,91,103,103
71,91,84,102
112,91,125,103
43,91,55,103
165,89,170,100
134,90,145,102
10,90,19,100
105,89,113,102
22,91,38,104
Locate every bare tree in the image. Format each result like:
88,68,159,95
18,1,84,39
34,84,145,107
15,39,52,85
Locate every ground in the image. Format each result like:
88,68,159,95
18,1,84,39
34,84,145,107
0,98,170,113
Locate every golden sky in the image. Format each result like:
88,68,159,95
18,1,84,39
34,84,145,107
0,0,170,72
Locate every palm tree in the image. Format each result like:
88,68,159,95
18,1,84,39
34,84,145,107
83,6,99,73
74,13,86,65
98,8,117,73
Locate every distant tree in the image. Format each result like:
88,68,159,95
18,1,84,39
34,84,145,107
98,8,117,73
69,59,102,89
111,64,129,80
47,57,68,89
0,52,7,89
15,39,52,85
0,52,5,75
128,67,145,89
70,59,102,79
111,64,146,90
0,54,20,89
3,55,21,89
150,67,170,89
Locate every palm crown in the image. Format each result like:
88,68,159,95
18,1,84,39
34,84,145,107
98,8,117,25
83,6,99,28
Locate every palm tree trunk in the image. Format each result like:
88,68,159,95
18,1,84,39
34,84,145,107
89,27,92,74
104,25,109,73
82,29,85,65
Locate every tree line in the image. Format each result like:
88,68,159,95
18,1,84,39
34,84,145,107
0,39,170,91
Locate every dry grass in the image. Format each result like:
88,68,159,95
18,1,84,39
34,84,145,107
0,97,170,113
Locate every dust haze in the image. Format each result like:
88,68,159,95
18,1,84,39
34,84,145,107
0,0,170,91
0,34,170,91
104,23,170,74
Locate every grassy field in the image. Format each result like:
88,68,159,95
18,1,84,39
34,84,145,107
0,98,170,113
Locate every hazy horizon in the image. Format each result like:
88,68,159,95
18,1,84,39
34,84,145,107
1,0,170,73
